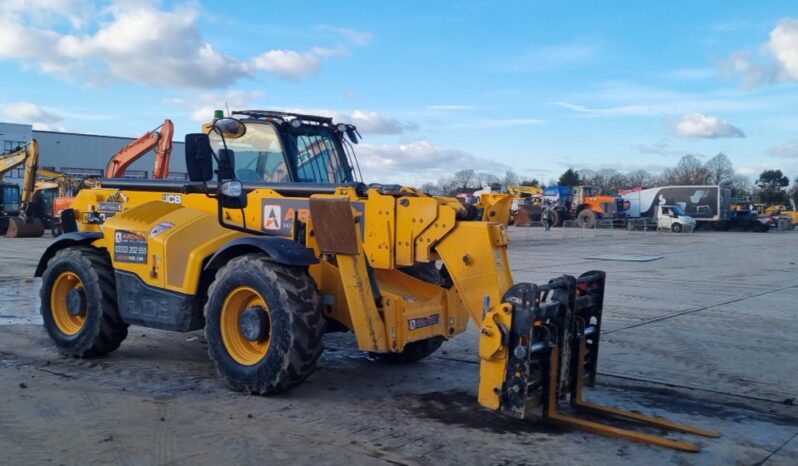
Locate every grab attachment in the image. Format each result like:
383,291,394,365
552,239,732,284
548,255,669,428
497,271,719,452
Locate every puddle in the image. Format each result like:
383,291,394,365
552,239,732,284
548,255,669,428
0,277,42,325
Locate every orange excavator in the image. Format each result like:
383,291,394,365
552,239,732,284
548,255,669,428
45,119,176,236
104,119,174,179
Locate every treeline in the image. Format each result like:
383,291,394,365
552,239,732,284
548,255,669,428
420,153,798,205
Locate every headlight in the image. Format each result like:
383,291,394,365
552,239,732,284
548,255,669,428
290,119,302,128
337,123,347,133
221,180,243,197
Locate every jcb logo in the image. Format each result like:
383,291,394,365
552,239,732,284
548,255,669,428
162,194,182,204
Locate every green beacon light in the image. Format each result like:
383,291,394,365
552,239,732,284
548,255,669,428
213,109,224,119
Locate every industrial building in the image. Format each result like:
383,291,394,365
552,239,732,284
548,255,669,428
0,121,186,185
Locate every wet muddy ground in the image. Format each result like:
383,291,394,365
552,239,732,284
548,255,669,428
1,229,797,465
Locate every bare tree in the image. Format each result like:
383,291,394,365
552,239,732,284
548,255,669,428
704,153,734,185
502,171,520,188
625,169,654,188
451,169,476,190
475,172,500,188
727,174,752,196
661,155,711,185
420,182,443,195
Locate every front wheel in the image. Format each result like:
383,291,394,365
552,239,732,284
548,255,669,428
204,254,324,395
40,246,128,357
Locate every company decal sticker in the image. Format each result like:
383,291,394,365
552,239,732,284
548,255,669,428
263,205,283,231
114,230,148,264
97,202,122,212
408,314,440,330
150,222,175,237
260,199,365,237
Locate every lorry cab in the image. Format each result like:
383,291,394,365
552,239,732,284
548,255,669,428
657,204,696,232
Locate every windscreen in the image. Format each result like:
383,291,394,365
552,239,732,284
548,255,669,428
210,123,289,183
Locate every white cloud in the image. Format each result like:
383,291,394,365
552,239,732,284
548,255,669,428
632,141,686,158
665,68,716,80
555,81,797,118
0,4,370,87
673,113,745,139
164,90,266,122
427,105,476,110
768,139,798,159
283,108,417,135
0,0,92,28
349,110,417,134
501,40,601,72
1,102,66,131
318,25,373,46
357,140,510,183
723,17,798,88
771,18,798,81
2,102,64,131
251,50,321,80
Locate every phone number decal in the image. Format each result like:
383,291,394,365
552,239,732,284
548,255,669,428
113,230,148,264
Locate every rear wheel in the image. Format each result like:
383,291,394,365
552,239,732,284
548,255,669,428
204,254,324,394
40,247,128,357
549,209,562,227
577,209,597,228
671,223,683,233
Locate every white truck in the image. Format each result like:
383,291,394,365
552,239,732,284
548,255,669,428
654,204,696,232
622,185,731,229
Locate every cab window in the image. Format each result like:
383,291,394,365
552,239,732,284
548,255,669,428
210,123,289,183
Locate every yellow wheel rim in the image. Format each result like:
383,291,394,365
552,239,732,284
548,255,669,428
220,286,271,366
50,271,87,335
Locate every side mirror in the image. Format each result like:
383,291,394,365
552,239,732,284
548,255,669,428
185,133,213,182
217,148,235,180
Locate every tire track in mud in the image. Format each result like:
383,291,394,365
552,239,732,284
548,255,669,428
154,399,175,466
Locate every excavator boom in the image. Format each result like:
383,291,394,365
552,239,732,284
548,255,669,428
0,146,30,181
105,119,174,179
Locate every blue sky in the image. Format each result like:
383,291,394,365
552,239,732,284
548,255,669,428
2,0,798,185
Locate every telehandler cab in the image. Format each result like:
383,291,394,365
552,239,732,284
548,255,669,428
37,110,717,451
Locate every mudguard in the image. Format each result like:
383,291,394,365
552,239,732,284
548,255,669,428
34,232,103,277
205,236,319,272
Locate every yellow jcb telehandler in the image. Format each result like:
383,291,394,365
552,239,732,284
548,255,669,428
37,110,717,451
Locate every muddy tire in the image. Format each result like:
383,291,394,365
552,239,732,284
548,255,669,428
204,254,324,395
549,209,562,227
371,263,447,364
577,209,597,228
40,246,128,357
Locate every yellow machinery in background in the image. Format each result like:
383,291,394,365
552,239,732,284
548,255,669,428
36,111,718,451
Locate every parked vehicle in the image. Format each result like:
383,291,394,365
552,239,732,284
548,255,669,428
622,185,731,229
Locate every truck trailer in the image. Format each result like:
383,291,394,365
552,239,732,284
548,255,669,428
622,185,731,229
